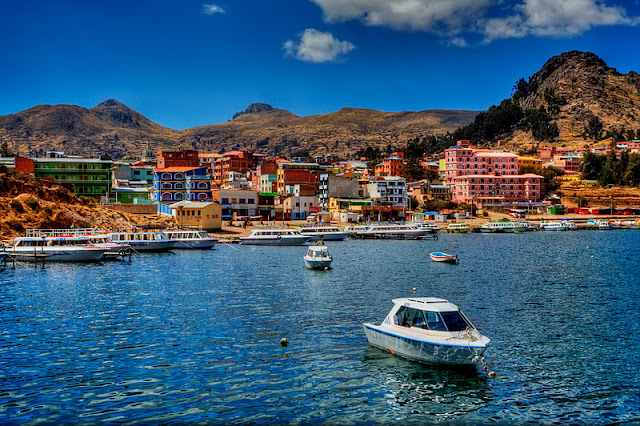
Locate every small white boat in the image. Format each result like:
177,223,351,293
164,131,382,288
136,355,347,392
350,224,432,240
480,221,527,233
362,297,491,366
429,252,459,264
445,223,470,234
298,226,348,241
303,243,333,269
240,229,310,246
415,222,440,233
107,231,177,252
164,230,218,249
597,220,612,230
9,236,109,262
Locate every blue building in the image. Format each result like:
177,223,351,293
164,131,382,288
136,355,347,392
153,166,212,204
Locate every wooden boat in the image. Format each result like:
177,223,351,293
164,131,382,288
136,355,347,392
362,297,491,366
429,252,459,264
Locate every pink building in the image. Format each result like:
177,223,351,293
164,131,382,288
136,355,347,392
450,174,543,204
553,155,581,174
445,142,519,180
445,141,543,204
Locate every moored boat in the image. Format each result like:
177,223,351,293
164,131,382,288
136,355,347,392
349,224,431,239
9,235,109,262
164,229,218,249
297,226,348,241
479,221,527,233
429,252,459,264
240,229,310,246
107,231,177,252
303,243,333,269
445,223,470,234
539,221,566,231
362,297,491,366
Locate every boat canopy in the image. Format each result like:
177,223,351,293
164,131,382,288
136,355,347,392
391,297,460,312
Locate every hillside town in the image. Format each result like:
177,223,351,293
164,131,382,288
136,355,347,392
2,138,639,231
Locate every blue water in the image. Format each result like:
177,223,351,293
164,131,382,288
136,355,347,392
1,231,640,423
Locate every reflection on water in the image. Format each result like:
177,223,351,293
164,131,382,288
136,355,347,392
0,231,639,423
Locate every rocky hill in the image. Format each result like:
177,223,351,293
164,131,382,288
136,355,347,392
0,99,478,159
506,50,640,148
0,167,171,239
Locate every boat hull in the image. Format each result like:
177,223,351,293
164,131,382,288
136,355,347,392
127,241,177,252
240,236,310,246
300,232,348,241
170,239,217,249
430,254,458,264
10,248,107,262
362,324,487,366
352,230,431,240
303,258,333,269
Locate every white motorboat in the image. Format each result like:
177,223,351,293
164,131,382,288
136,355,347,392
298,226,349,241
479,221,527,233
349,224,432,240
415,222,440,233
539,221,566,231
345,225,372,237
362,297,491,366
240,229,311,246
9,236,109,262
107,231,177,252
303,244,333,269
164,229,218,249
587,220,612,230
25,228,131,259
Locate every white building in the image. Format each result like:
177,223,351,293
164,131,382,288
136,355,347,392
367,176,407,209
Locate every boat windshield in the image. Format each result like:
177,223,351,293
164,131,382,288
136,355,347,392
394,306,471,332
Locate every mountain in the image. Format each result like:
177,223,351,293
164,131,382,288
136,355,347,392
0,100,478,159
0,99,181,159
504,50,640,147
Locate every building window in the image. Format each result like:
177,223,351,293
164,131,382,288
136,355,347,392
161,182,172,190
162,193,172,201
198,182,208,189
248,198,255,204
175,193,184,201
162,173,172,180
222,198,229,204
174,173,184,180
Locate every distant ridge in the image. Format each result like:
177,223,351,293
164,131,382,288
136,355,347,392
0,100,479,159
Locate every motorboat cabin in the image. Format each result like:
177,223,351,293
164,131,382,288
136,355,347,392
362,297,490,366
107,231,177,252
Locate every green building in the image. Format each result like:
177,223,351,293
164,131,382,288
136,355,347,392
33,156,113,197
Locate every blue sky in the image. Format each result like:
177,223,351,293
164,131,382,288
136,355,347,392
1,0,640,129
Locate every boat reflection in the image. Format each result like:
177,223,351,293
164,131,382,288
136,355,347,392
362,346,491,419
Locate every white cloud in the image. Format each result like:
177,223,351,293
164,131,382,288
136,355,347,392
284,29,355,63
312,0,490,32
311,0,638,45
485,0,635,41
203,4,224,15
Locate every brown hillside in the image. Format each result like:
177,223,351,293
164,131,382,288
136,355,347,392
0,169,169,240
506,51,640,148
0,99,478,159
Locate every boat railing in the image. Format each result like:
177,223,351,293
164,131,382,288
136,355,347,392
26,228,107,237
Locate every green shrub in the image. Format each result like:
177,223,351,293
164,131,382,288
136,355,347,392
24,197,40,210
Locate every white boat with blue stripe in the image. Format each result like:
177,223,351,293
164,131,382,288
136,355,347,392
362,297,490,366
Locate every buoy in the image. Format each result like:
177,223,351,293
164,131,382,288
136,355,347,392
591,255,594,259
412,287,416,293
586,246,589,249
280,338,289,347
488,371,496,377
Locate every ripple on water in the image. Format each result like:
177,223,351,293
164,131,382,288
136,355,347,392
0,232,640,423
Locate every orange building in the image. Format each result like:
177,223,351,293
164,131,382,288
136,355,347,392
157,150,200,169
375,155,405,177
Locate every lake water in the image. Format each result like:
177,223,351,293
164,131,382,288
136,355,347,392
1,230,639,423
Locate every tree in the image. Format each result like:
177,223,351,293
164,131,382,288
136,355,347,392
580,151,603,181
585,116,604,140
0,140,13,157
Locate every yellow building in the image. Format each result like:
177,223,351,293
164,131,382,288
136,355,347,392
169,201,222,230
518,156,543,171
